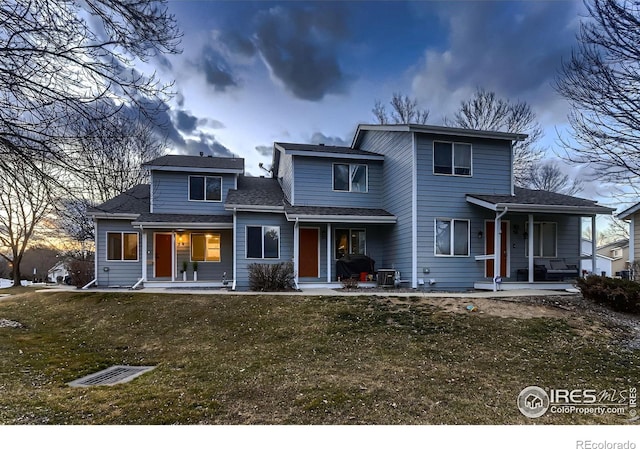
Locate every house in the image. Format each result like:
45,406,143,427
580,238,613,277
597,239,630,277
87,124,614,291
47,261,69,283
616,202,640,276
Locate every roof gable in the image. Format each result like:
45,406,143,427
275,142,384,161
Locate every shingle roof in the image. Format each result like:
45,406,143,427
87,184,150,215
225,176,285,208
284,204,396,223
143,154,244,171
132,213,233,224
275,142,383,158
467,187,614,214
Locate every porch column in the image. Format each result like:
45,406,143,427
528,214,534,283
141,227,147,282
592,215,597,275
293,219,299,287
326,223,332,283
492,208,509,291
171,231,176,282
630,216,635,279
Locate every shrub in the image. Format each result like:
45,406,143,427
340,276,359,289
576,275,640,314
67,259,94,288
248,262,295,291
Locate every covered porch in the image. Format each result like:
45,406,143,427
466,188,614,291
131,213,234,289
284,204,397,288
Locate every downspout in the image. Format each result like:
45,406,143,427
493,206,509,292
232,208,237,290
93,217,98,286
293,218,300,290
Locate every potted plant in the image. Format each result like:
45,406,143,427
181,260,188,281
192,261,198,281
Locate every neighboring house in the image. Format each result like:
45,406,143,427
87,124,614,291
617,203,640,271
47,261,69,283
598,239,629,277
580,238,613,277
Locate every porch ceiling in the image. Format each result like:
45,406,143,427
466,187,614,216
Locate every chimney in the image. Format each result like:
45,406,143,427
199,151,204,157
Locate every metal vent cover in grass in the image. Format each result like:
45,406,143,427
68,365,156,387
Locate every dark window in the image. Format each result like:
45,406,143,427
247,226,280,259
335,228,366,259
333,163,367,192
107,232,138,261
333,164,349,191
189,176,222,201
433,142,472,176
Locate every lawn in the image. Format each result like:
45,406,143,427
0,290,638,424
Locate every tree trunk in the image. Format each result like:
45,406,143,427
12,265,21,286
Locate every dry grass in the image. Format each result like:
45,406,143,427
0,290,638,424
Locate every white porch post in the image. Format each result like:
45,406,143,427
528,214,534,283
592,215,597,275
630,216,635,279
141,227,147,282
493,216,500,291
293,219,299,287
326,223,332,283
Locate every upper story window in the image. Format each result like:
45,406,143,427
433,142,472,176
189,175,222,202
333,163,368,192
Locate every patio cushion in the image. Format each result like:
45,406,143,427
550,260,568,270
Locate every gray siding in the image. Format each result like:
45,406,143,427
357,130,414,280
293,156,384,208
278,150,294,204
151,171,236,215
234,212,294,290
415,133,514,289
96,219,141,287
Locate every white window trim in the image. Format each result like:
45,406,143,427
245,225,281,259
190,232,221,263
332,163,369,193
433,141,473,177
434,218,470,257
525,221,558,258
106,231,139,262
188,175,223,202
334,228,367,260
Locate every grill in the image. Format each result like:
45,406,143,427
68,365,156,387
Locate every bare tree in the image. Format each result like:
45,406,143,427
524,161,584,196
0,157,55,285
445,88,544,185
372,93,429,125
0,0,180,181
555,0,640,195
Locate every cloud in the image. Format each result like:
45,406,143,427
309,132,349,147
175,110,198,133
219,30,257,58
253,5,352,101
198,45,238,91
411,2,580,123
255,145,272,156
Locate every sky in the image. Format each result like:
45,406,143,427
143,0,611,202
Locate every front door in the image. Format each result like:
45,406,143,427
485,221,508,278
299,228,319,278
155,233,173,278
